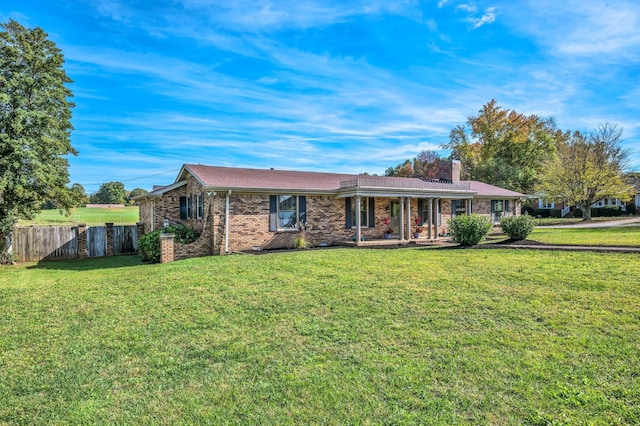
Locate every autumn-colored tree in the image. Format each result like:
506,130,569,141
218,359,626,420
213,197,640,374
537,123,634,220
385,151,444,179
442,100,565,193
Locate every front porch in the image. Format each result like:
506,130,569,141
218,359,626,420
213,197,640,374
335,235,456,248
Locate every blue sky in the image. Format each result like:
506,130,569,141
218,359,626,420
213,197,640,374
4,0,640,193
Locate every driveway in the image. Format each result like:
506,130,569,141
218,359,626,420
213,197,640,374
544,217,640,228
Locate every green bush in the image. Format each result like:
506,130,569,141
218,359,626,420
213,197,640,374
533,209,551,218
448,214,492,246
521,205,535,216
626,203,637,215
138,225,200,263
591,206,622,217
500,215,535,241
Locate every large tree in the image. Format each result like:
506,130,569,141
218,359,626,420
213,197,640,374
90,182,127,205
0,20,76,261
537,123,634,220
385,150,443,179
442,100,565,193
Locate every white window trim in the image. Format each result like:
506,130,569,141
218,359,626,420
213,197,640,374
277,195,300,231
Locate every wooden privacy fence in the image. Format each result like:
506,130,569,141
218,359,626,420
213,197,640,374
13,223,142,263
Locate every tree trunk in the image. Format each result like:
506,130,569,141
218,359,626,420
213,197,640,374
0,229,12,264
579,204,592,221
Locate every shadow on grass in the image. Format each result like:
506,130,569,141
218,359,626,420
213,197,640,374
27,255,146,271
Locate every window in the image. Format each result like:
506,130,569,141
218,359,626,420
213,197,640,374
451,199,466,216
350,197,370,228
196,193,204,219
492,200,509,222
539,199,554,209
269,195,306,231
345,197,374,228
180,194,205,220
278,195,298,229
179,196,189,219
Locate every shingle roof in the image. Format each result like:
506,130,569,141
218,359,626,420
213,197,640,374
183,164,355,191
169,164,526,198
463,180,526,197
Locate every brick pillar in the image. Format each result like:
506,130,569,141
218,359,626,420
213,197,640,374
160,233,175,263
106,223,114,257
77,224,87,259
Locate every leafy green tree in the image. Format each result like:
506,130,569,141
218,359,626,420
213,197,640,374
90,182,127,205
69,183,88,207
442,100,565,193
0,20,76,261
127,188,148,205
537,123,634,221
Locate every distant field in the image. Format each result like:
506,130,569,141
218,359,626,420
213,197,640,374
18,206,139,226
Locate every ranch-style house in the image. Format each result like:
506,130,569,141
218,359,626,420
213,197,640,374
134,161,525,259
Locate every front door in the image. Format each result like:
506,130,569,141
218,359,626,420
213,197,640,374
390,200,401,233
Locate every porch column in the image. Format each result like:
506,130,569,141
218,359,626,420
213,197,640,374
432,198,439,239
355,195,362,246
427,197,433,239
466,199,472,215
399,197,405,241
405,196,412,240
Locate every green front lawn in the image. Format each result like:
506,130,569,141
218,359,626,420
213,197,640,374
528,225,640,247
18,206,139,226
1,249,639,424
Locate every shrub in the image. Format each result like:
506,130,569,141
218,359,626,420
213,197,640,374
533,209,551,218
591,206,622,217
627,203,637,215
521,205,535,216
138,225,200,263
448,214,492,246
291,236,308,249
500,215,535,241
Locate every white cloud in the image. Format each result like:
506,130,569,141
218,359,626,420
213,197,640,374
456,4,478,13
470,7,497,29
437,0,449,8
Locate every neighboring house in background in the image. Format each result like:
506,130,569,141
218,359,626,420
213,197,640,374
134,161,525,258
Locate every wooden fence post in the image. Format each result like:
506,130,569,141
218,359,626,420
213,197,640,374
77,224,87,259
105,223,114,257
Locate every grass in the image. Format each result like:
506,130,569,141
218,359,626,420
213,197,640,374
534,216,636,226
18,206,139,226
1,249,639,424
528,225,640,247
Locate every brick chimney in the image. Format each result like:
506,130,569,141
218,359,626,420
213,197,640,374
450,160,461,183
435,160,461,183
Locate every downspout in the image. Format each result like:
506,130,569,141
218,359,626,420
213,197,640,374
225,190,231,254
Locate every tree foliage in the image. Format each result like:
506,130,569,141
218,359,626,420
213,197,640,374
127,188,148,205
537,123,634,220
90,181,127,205
385,150,444,179
442,100,565,193
0,20,76,261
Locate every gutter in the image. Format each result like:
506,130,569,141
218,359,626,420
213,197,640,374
225,190,231,254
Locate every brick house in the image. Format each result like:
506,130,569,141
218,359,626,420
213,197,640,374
134,161,525,259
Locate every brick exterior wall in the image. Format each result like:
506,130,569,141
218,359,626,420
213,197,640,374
139,180,522,260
